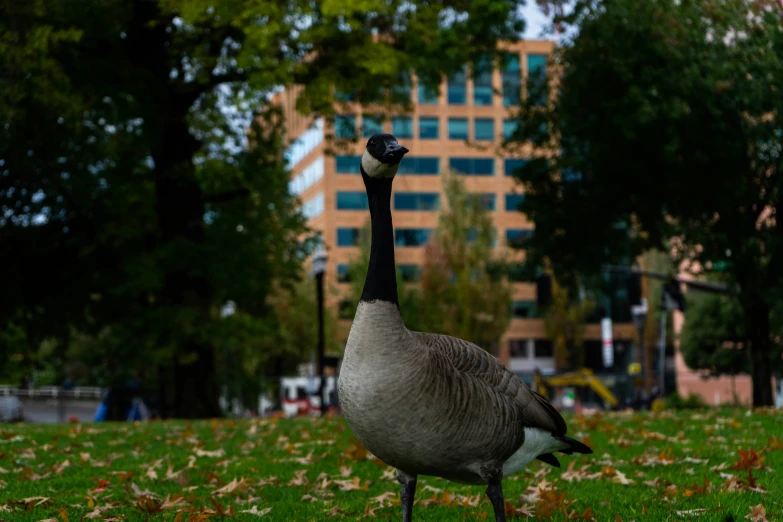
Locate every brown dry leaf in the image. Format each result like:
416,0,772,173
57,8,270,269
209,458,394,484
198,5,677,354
240,506,272,517
129,482,160,498
212,477,250,497
52,460,71,474
380,468,396,481
745,504,768,522
134,496,164,514
372,491,397,506
257,476,278,487
194,448,226,458
288,469,309,487
568,507,598,520
36,518,59,522
10,496,51,509
339,465,352,477
327,505,344,517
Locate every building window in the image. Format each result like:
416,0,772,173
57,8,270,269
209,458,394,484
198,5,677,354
363,115,384,137
335,115,356,139
284,118,325,170
398,264,421,282
503,119,520,140
336,191,369,210
397,156,440,175
339,300,354,319
418,82,439,104
473,54,493,106
394,193,440,211
448,118,468,140
419,117,439,140
505,193,525,211
392,117,413,139
450,158,495,176
470,193,496,211
527,54,548,106
504,158,528,177
447,66,467,105
337,264,352,283
337,228,360,246
288,156,325,195
506,228,533,246
302,192,325,219
534,339,554,358
502,52,521,106
509,339,528,358
395,228,433,247
336,155,362,174
474,118,494,141
512,300,536,318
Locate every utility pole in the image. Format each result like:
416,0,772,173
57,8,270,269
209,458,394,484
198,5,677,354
311,249,328,416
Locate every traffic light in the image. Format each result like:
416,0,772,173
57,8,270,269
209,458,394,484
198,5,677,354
662,279,687,312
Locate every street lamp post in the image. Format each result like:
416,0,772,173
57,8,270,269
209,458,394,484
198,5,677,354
311,249,328,416
631,297,649,401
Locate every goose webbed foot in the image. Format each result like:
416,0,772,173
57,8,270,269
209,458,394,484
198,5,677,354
396,469,417,522
486,480,506,522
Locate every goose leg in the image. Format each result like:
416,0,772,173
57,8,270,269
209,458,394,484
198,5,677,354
396,469,417,522
485,480,506,522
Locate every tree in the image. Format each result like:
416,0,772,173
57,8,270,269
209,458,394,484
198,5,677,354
541,270,594,369
2,0,530,416
347,173,512,352
422,173,512,351
508,0,783,406
681,290,783,379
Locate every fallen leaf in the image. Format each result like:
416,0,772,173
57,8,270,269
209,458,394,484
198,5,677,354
746,504,768,522
240,506,271,517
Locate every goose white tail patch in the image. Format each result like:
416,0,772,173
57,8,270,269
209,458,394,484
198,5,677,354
502,428,568,478
362,149,400,178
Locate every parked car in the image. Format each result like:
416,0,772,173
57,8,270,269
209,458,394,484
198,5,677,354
0,395,24,422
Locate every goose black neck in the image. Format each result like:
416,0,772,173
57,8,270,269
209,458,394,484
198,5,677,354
360,166,398,307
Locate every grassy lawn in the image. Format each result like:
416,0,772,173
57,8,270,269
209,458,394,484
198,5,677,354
1,409,781,521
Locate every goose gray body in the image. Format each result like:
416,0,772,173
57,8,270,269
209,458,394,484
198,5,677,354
339,301,567,485
338,133,591,521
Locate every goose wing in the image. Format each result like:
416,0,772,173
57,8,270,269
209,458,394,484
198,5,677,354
411,331,567,435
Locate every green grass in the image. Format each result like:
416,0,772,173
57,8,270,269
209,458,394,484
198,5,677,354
1,409,781,521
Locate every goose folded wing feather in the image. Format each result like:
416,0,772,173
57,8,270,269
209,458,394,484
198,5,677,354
413,331,568,435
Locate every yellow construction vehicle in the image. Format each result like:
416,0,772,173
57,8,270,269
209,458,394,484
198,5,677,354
533,368,619,410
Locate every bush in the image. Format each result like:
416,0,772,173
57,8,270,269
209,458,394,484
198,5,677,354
665,392,709,410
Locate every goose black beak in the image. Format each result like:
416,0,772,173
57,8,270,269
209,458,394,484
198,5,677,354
384,142,409,164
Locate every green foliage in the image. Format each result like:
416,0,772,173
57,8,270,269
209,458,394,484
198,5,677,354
664,392,709,410
680,293,749,378
1,0,531,414
508,0,783,405
421,172,512,351
681,291,783,378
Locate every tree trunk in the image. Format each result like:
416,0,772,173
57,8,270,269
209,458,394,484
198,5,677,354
743,292,774,407
128,0,221,419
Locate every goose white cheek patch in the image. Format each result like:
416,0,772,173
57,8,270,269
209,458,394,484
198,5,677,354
362,149,400,178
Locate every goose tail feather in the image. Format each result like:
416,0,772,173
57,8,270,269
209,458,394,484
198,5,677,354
555,435,593,455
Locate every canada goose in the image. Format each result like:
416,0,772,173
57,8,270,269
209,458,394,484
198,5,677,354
337,133,593,522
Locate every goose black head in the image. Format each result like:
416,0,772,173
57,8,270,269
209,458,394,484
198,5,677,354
361,133,409,179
